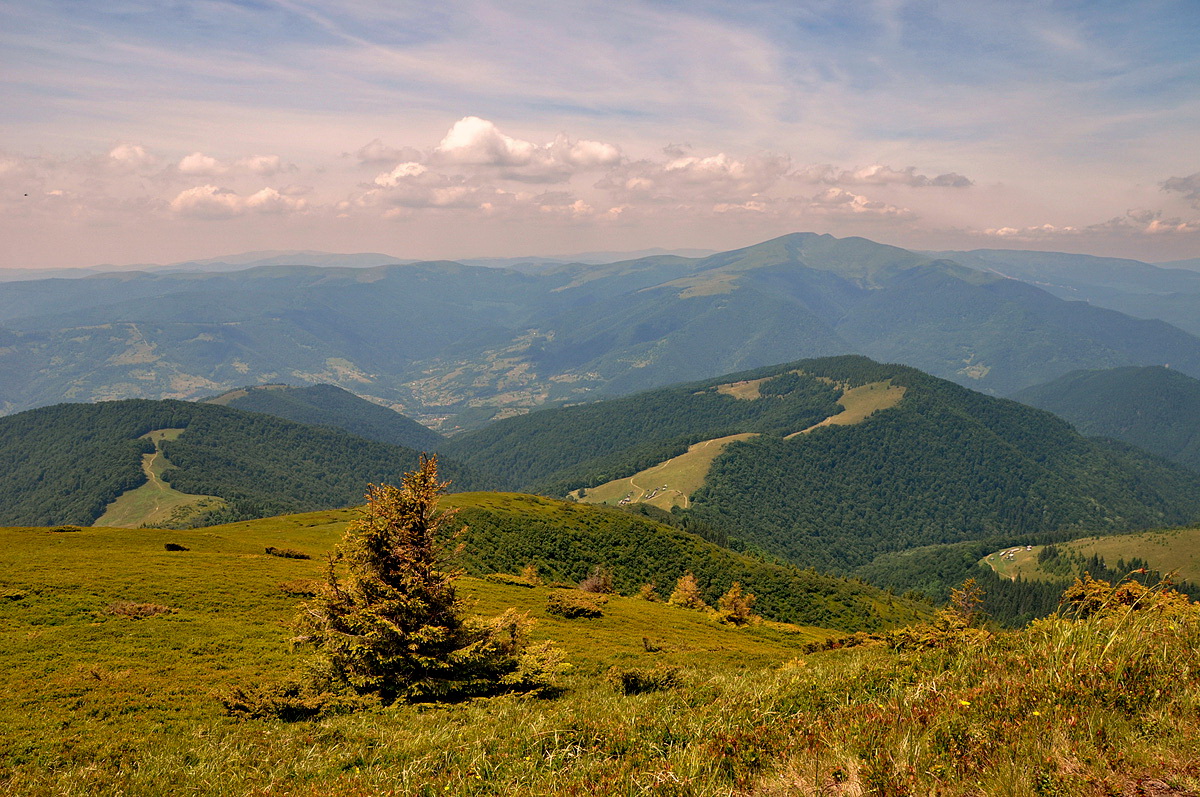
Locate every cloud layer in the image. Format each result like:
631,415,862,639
1,1,1198,265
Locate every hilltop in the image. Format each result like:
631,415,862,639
447,355,1200,572
3,505,1200,794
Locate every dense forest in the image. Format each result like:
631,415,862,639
693,358,1200,570
448,355,1200,575
451,492,925,632
0,400,476,527
1014,365,1200,471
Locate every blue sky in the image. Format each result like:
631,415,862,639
1,0,1198,267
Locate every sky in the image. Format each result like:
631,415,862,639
1,0,1198,268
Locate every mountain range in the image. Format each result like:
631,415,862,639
3,232,1200,429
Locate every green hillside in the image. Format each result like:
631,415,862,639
206,383,444,451
448,356,1200,573
0,400,476,527
1013,365,1200,471
5,506,1200,793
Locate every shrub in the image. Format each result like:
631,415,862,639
265,546,311,560
484,572,540,588
519,563,543,586
579,565,615,594
637,582,660,601
164,543,190,551
106,601,172,618
48,525,82,533
604,665,683,695
546,590,605,619
278,579,320,597
716,581,757,625
220,680,374,722
669,571,708,610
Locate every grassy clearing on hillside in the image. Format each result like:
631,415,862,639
93,429,225,528
576,380,905,512
785,380,906,438
1060,526,1200,583
575,433,757,510
982,527,1200,585
4,516,1200,795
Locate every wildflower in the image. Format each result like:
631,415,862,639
1031,710,1041,716
959,699,971,706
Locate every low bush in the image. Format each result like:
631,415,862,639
106,601,172,618
264,545,310,559
278,579,320,597
546,590,605,619
605,664,683,695
220,681,374,722
484,572,540,588
164,543,190,551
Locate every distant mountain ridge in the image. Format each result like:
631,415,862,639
205,383,444,451
3,232,1200,426
1013,366,1200,472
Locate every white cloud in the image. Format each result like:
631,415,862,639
237,154,294,176
108,143,157,170
169,185,307,219
975,209,1200,240
431,116,621,182
354,138,421,166
373,162,428,187
178,152,227,176
597,150,790,201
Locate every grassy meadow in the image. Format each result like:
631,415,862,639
92,428,226,528
5,505,1200,794
982,526,1200,584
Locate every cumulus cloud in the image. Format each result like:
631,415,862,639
795,163,972,188
178,152,227,176
237,154,295,176
806,187,912,217
430,116,621,182
108,143,157,170
1162,172,1200,205
170,185,307,219
354,139,423,166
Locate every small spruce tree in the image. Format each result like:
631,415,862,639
669,571,708,610
295,455,565,702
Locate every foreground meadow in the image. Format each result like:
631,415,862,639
2,517,1200,796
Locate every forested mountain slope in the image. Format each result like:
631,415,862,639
1013,366,1200,471
448,356,1200,571
0,400,475,527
